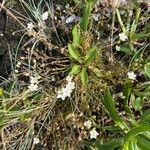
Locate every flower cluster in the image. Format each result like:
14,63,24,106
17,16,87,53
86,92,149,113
57,75,75,100
28,75,40,91
84,120,99,139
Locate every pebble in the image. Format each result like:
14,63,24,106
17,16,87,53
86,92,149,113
65,15,76,24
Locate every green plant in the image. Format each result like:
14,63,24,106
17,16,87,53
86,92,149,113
116,2,150,55
102,87,150,150
68,0,97,86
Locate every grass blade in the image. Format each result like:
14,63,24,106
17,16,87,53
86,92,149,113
103,88,128,131
80,1,92,31
123,123,150,150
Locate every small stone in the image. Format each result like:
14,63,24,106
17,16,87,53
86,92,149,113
65,15,76,24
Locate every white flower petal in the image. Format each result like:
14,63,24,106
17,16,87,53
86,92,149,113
119,33,128,41
41,11,49,21
27,22,34,29
127,71,136,80
66,75,73,82
115,45,120,51
90,128,99,139
66,82,75,90
28,83,38,91
84,120,92,129
33,137,40,144
57,76,75,100
93,13,100,21
30,76,38,84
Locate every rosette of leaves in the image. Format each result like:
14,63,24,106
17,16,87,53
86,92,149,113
68,0,97,86
68,25,96,86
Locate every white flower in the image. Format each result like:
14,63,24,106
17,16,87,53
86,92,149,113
57,75,75,100
119,32,128,41
93,13,100,21
66,81,75,90
33,137,40,144
27,22,34,30
41,11,49,21
90,128,99,139
28,83,38,91
127,71,136,80
28,76,39,91
27,22,35,35
84,120,92,129
30,76,38,84
66,75,73,82
115,45,120,51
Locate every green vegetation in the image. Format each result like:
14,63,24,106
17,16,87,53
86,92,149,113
0,0,149,149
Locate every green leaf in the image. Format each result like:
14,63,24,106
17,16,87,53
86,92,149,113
83,138,123,150
119,44,134,55
103,88,128,130
72,25,82,47
98,138,123,150
131,32,150,40
133,97,144,111
96,125,122,133
123,82,133,102
123,123,150,150
85,46,96,65
116,9,126,33
144,62,150,78
68,44,81,61
139,110,150,123
80,67,88,86
137,135,150,150
131,0,140,8
70,64,81,75
130,8,141,39
130,20,137,39
80,1,93,31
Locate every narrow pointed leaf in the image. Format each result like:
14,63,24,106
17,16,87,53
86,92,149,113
137,135,150,150
85,46,96,65
80,67,88,86
70,64,81,75
123,82,133,116
72,25,81,47
123,123,150,150
144,62,150,78
80,1,92,31
139,110,150,123
68,44,81,61
103,88,128,130
133,97,144,111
